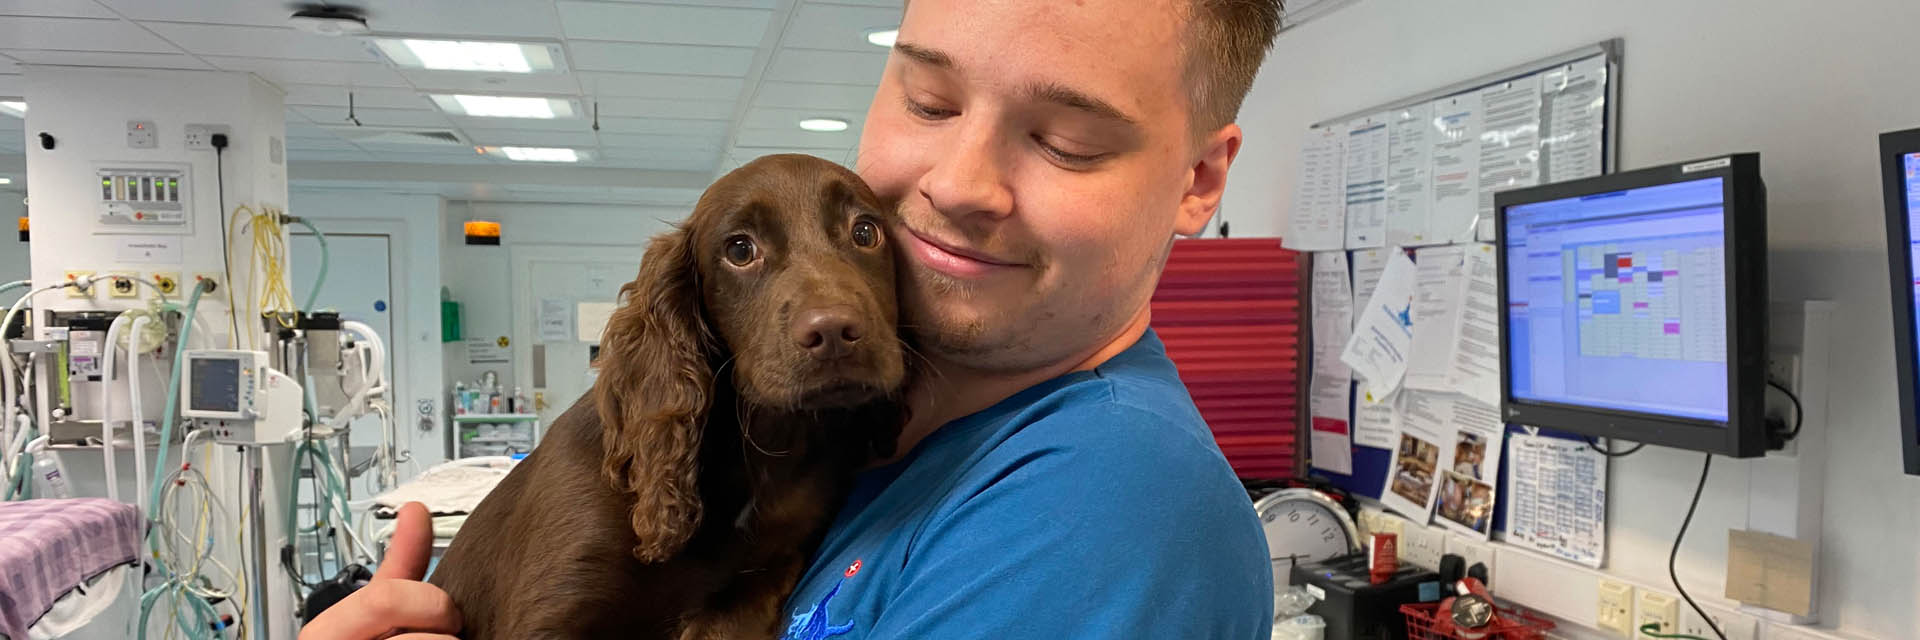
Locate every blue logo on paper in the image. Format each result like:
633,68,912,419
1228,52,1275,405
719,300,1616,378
1391,301,1413,330
782,580,854,640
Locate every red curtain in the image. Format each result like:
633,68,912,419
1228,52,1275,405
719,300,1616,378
1150,238,1304,480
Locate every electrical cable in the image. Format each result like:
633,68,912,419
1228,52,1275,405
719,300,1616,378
1586,436,1645,457
1669,452,1725,640
1638,623,1712,640
216,143,239,347
144,280,209,520
1767,379,1803,440
288,217,329,313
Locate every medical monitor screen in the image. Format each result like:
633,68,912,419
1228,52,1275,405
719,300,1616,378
1903,153,1920,377
1503,177,1729,423
190,357,241,414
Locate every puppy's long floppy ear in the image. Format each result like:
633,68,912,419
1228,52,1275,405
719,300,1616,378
594,228,712,563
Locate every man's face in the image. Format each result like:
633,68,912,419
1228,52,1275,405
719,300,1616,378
856,0,1223,373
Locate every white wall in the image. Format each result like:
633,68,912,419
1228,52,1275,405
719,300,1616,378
1226,1,1920,637
290,191,448,470
440,201,680,392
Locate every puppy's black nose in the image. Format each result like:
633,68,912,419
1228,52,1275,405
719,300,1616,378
792,307,862,360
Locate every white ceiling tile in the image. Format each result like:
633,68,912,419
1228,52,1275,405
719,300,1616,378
292,106,453,128
0,73,18,95
595,117,730,137
601,150,720,172
581,72,742,101
143,23,381,62
463,130,600,147
398,69,582,95
285,123,347,140
751,81,877,111
733,128,858,149
358,150,493,165
284,137,361,151
741,106,864,130
781,3,902,52
729,146,859,164
0,50,211,69
595,97,735,120
567,41,754,77
556,2,771,47
103,0,565,38
598,133,727,150
598,0,774,8
287,149,375,163
282,85,432,110
807,0,906,6
455,118,599,134
0,0,115,19
0,59,17,74
766,49,886,85
204,57,410,88
0,17,179,53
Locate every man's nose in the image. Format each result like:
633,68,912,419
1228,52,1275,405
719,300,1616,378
917,121,1015,221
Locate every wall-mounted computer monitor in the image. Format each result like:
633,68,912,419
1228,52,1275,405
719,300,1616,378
1880,127,1920,476
1496,154,1770,457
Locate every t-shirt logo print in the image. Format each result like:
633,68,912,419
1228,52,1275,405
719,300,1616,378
782,580,854,640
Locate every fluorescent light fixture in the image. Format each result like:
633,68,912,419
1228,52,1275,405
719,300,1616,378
483,146,587,163
0,101,24,118
429,94,579,119
0,178,11,185
373,38,566,73
799,118,850,132
865,28,898,48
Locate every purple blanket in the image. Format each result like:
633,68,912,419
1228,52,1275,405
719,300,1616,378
0,498,142,639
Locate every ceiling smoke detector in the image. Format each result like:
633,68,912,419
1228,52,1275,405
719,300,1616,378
288,4,370,36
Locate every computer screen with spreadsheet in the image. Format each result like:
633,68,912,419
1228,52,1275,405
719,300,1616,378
1880,127,1920,475
1497,153,1769,457
1504,177,1729,421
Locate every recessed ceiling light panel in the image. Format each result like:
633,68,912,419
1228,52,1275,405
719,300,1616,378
374,38,568,74
799,118,850,132
430,94,580,119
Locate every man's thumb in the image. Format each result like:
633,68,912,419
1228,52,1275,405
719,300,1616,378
373,502,434,581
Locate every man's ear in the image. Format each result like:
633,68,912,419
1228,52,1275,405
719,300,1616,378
1175,123,1243,236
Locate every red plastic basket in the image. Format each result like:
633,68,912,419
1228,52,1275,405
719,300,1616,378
1400,602,1555,640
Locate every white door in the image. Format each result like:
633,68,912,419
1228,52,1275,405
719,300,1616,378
291,232,396,498
509,246,642,429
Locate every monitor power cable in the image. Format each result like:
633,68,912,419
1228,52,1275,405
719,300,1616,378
1669,451,1724,640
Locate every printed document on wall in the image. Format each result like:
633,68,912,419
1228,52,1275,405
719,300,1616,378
1310,252,1355,474
1348,248,1400,449
1343,114,1391,249
1505,431,1607,567
1433,397,1503,539
1285,127,1347,251
1403,245,1467,392
1447,244,1501,407
1350,248,1392,332
1381,390,1452,521
1427,94,1481,245
1385,104,1436,247
1341,249,1418,402
1542,56,1607,183
1476,78,1543,241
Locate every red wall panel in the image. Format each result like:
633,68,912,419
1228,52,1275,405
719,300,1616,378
1150,238,1305,480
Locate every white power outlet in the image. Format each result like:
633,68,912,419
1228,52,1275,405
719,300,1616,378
1597,579,1635,637
1679,606,1757,640
1635,591,1679,637
184,124,231,150
1446,535,1495,586
1398,523,1446,571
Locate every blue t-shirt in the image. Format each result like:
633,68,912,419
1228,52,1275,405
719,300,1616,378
779,330,1273,640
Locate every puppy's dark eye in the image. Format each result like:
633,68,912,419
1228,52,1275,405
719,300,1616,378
723,235,758,266
851,220,880,248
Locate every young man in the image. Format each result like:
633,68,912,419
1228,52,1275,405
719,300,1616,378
302,0,1284,638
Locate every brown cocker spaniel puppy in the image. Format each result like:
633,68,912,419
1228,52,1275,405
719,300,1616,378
428,154,907,640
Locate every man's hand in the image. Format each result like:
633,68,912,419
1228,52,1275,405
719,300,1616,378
299,502,463,639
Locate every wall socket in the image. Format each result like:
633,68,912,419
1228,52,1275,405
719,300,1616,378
1597,579,1635,637
63,271,95,298
1446,535,1495,586
1679,607,1758,640
1635,591,1679,637
184,124,231,151
1398,522,1446,571
106,272,138,298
